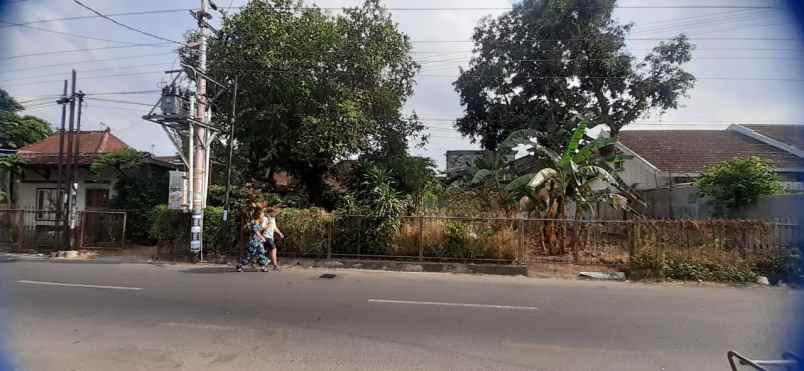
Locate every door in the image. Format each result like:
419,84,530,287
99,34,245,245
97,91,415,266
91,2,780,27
85,189,109,210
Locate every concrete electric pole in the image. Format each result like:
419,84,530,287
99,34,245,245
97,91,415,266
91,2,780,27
190,0,211,258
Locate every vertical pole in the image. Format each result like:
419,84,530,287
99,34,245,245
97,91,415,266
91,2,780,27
223,77,237,219
327,215,333,259
190,0,210,259
64,70,77,249
16,210,24,252
72,91,85,249
418,216,424,262
56,80,68,250
78,211,85,250
121,212,127,249
519,218,525,265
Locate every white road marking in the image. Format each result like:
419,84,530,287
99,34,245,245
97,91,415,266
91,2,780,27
368,299,539,311
16,280,143,291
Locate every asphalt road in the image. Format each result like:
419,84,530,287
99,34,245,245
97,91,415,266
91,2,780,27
0,260,800,371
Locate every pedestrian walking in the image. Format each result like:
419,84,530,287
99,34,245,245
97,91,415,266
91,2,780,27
237,208,270,272
262,207,284,271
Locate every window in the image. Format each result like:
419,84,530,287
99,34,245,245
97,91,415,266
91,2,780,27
86,189,110,209
35,188,64,221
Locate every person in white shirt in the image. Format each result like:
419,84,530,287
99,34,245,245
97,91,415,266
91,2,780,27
261,207,284,271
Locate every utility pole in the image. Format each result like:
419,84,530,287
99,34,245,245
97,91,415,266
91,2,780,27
190,0,211,259
223,77,237,221
56,80,69,250
64,70,77,249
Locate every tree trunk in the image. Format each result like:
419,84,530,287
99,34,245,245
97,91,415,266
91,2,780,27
300,165,326,206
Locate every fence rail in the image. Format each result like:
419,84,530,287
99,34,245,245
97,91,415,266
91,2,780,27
0,208,127,252
275,215,798,266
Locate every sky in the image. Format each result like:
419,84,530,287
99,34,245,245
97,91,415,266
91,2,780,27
1,0,804,170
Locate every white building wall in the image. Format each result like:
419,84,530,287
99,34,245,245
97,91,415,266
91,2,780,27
16,167,116,211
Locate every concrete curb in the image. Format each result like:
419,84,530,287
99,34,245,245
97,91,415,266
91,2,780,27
283,258,528,276
2,252,527,276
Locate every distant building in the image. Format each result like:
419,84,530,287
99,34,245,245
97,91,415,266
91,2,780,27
11,128,177,215
613,124,804,219
617,124,804,192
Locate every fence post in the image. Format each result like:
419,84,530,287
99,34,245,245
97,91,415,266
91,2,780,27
120,212,127,249
327,216,333,260
518,218,525,265
78,211,86,250
572,221,580,264
16,210,24,252
418,216,424,262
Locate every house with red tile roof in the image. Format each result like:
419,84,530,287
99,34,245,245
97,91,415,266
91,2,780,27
614,124,804,219
616,124,804,192
11,128,176,217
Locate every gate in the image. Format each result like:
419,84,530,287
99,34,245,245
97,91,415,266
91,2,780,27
79,210,127,249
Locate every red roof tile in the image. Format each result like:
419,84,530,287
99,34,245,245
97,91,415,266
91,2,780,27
18,128,129,156
741,124,804,151
618,130,804,173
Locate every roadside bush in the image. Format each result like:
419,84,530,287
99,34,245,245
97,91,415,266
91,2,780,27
752,250,802,285
279,208,331,256
149,205,232,256
392,221,514,261
631,249,761,283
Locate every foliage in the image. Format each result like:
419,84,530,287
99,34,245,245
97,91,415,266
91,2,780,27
453,0,695,151
502,119,629,219
379,155,439,214
448,151,522,216
335,164,407,255
630,250,757,283
390,219,516,260
753,250,802,285
0,112,53,150
93,150,167,244
149,205,229,249
696,156,782,215
0,88,24,112
279,208,331,256
187,0,424,204
0,154,26,175
90,149,145,177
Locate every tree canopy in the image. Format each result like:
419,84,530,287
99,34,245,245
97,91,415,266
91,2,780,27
696,156,782,215
453,0,695,151
0,88,53,150
187,0,423,204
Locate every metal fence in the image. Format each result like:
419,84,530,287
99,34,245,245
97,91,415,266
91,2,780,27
275,215,798,266
0,209,127,252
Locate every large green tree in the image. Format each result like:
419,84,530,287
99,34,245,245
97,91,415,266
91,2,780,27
186,0,423,204
454,0,695,151
0,88,53,150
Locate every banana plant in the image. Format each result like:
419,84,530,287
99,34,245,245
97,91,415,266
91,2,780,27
502,119,632,219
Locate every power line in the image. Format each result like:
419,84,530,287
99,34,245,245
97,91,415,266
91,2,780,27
84,97,154,106
0,19,146,45
411,36,803,43
0,5,782,29
0,42,175,61
0,51,176,75
4,70,167,88
71,0,185,45
0,62,174,83
422,74,804,83
86,89,162,96
0,8,190,28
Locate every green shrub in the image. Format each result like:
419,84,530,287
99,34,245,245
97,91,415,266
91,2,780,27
279,208,331,256
752,250,802,284
149,205,228,250
631,249,757,283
